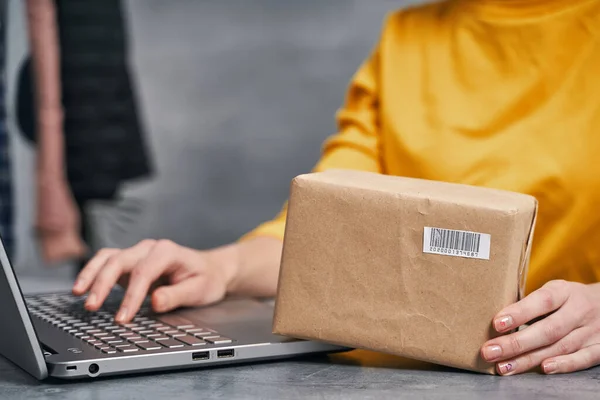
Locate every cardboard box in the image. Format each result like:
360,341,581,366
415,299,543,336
273,170,537,374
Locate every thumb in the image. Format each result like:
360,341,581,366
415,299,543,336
152,277,206,313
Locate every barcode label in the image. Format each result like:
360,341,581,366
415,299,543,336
423,227,491,260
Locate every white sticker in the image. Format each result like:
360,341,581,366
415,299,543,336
423,227,491,260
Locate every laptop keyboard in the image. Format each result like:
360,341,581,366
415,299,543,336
26,293,233,354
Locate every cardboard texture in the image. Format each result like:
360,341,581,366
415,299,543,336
273,170,538,374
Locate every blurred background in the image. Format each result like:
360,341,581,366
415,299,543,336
5,0,422,282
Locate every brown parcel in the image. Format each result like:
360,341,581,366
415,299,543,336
273,170,538,374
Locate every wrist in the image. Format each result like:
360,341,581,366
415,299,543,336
36,172,69,188
223,236,283,297
206,243,241,295
36,122,66,178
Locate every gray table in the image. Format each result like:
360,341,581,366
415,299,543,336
1,277,597,399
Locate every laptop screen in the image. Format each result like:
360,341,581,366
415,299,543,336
0,235,48,379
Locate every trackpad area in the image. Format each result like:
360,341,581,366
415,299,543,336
176,298,275,326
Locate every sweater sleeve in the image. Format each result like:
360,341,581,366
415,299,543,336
242,39,383,242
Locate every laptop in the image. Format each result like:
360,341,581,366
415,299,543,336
0,238,347,380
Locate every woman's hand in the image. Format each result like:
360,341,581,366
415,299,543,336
72,240,239,323
36,176,87,264
72,236,283,323
481,280,600,375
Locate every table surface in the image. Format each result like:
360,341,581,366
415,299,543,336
0,277,597,400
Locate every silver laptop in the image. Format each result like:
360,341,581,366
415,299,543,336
0,238,347,380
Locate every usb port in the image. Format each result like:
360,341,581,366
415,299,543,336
217,349,235,358
192,351,210,361
66,365,77,371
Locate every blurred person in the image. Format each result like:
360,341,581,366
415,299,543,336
74,0,600,375
21,0,153,270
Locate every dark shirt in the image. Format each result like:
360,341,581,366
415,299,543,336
16,0,153,203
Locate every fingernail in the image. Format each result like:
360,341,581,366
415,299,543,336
73,279,84,291
494,315,514,332
116,308,128,322
483,345,503,361
85,293,97,307
498,361,516,375
543,361,557,374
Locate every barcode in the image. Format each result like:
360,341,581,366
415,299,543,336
429,228,481,253
423,227,491,260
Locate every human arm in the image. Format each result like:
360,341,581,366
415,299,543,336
25,0,86,262
26,0,63,180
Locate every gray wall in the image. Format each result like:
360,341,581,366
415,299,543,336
7,0,425,278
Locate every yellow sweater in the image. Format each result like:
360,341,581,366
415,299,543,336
248,0,600,294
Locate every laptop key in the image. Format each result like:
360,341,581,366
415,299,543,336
93,332,109,338
102,348,117,354
104,326,120,331
204,337,233,345
153,336,169,341
193,331,218,338
166,331,186,338
118,347,139,353
129,339,148,344
126,336,143,341
74,332,84,337
136,341,161,350
138,330,154,335
119,332,135,337
156,339,184,349
105,339,124,345
140,320,157,325
156,315,195,330
177,336,206,346
156,327,171,332
101,336,117,341
185,328,208,334
145,333,162,338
